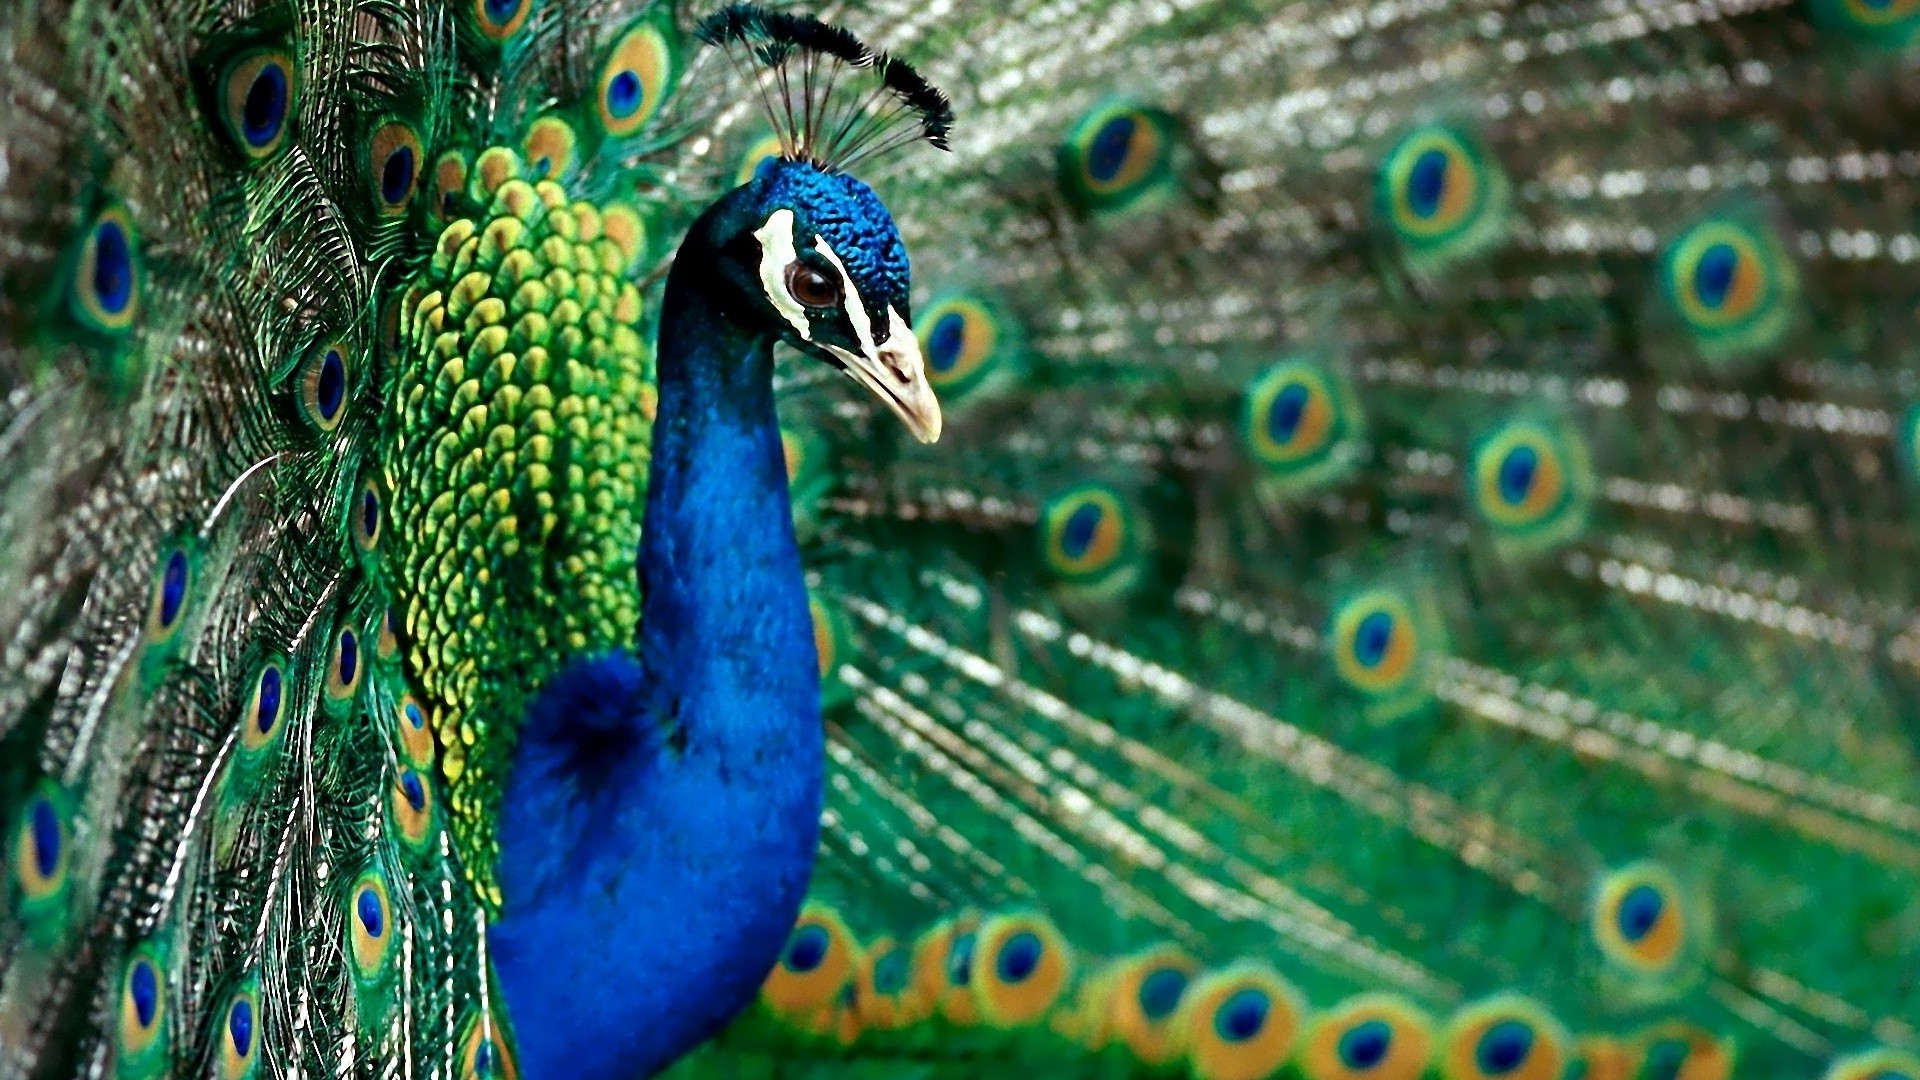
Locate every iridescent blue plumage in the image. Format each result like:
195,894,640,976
491,118,942,1080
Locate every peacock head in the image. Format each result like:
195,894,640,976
708,156,941,444
692,4,953,444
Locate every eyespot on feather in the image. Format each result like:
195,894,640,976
1376,125,1507,263
1438,994,1569,1080
70,204,143,334
1300,993,1435,1080
347,868,396,987
1177,964,1307,1080
1039,483,1147,604
389,764,436,851
1242,357,1365,498
298,340,352,433
1658,214,1797,362
458,1005,521,1080
1592,862,1693,978
218,49,296,161
1327,587,1436,715
116,940,171,1075
969,912,1071,1027
144,543,197,648
761,903,861,1019
350,472,384,557
916,292,1021,405
11,785,72,928
469,0,534,43
1467,417,1591,553
324,621,364,709
596,19,679,139
522,117,577,180
1102,945,1199,1066
396,693,435,767
1058,98,1178,214
1632,1021,1733,1080
369,121,424,216
217,981,260,1080
238,658,290,757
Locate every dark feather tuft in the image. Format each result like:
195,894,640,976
696,3,953,171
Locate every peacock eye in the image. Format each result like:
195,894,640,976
785,262,843,309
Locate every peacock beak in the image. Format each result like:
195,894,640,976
835,308,942,444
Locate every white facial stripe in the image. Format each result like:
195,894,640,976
753,209,811,340
812,236,877,357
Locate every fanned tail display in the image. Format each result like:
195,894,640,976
3,0,1919,1076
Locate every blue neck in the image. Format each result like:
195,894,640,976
490,237,825,1079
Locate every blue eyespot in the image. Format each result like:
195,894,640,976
229,997,254,1058
1376,124,1508,266
1340,1018,1393,1069
93,219,134,316
146,546,195,646
1353,610,1394,668
369,122,423,214
927,312,966,373
1476,1019,1533,1075
357,885,384,938
1059,99,1176,214
158,551,188,629
318,349,346,418
1138,967,1188,1021
596,20,677,138
400,770,426,811
607,71,642,119
1059,502,1103,560
338,630,358,686
1215,988,1270,1043
218,51,296,162
1692,243,1738,309
382,147,416,207
995,931,1041,984
70,205,143,334
785,924,828,973
30,797,60,878
299,342,350,433
1406,148,1449,219
256,667,282,734
1659,214,1795,362
1267,383,1310,444
1497,445,1538,506
1618,883,1664,942
129,959,159,1027
242,64,289,149
1087,116,1137,183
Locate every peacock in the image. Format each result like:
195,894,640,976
5,0,1920,1076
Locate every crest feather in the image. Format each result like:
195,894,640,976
696,3,953,172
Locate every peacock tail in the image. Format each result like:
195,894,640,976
2,0,1918,1076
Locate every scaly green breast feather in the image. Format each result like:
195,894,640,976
383,146,656,904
